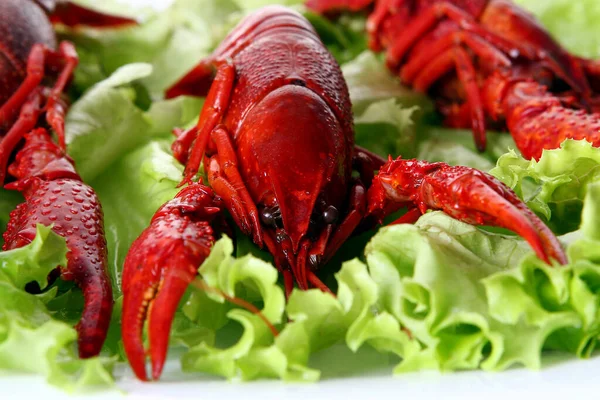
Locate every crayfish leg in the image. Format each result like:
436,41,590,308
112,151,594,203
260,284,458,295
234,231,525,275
0,45,46,128
176,62,235,186
45,41,79,149
206,126,263,246
0,91,43,185
0,41,78,150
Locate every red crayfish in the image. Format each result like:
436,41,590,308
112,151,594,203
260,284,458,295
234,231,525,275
120,6,567,381
306,0,600,160
0,0,135,358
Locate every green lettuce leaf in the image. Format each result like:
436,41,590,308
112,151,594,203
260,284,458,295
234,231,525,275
0,226,115,391
514,0,600,58
65,63,202,182
64,0,242,96
180,236,419,381
337,51,519,168
359,181,600,372
91,139,182,292
341,51,427,112
180,237,297,380
0,225,66,290
490,140,600,234
415,126,519,169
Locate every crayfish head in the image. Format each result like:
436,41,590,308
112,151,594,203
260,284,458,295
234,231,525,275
237,85,353,290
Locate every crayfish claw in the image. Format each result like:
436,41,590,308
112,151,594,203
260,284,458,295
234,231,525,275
439,168,568,265
368,159,567,266
122,252,198,380
74,272,114,359
468,172,568,265
121,183,222,381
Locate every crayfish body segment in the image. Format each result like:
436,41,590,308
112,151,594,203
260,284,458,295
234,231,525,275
121,6,567,381
307,0,600,158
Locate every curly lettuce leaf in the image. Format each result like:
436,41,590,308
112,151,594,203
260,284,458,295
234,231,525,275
180,236,419,381
180,237,296,380
0,226,115,391
358,181,600,373
365,212,536,372
484,182,600,361
490,140,600,234
0,226,66,290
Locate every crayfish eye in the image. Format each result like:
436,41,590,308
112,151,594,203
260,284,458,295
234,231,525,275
322,205,339,225
260,209,275,226
309,254,322,270
260,206,282,228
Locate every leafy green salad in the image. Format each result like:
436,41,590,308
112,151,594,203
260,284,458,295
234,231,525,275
2,0,600,392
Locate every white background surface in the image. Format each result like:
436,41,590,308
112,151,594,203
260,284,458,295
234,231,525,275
3,0,599,398
3,355,600,399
